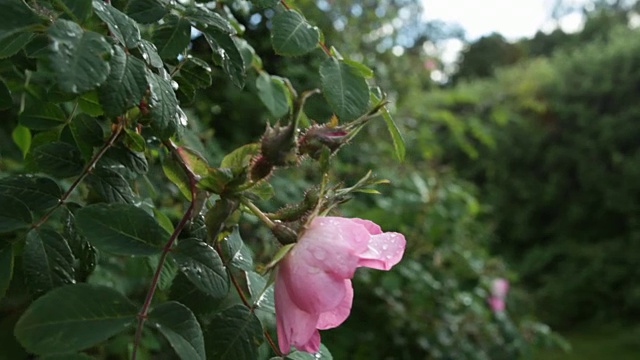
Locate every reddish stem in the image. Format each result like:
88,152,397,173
31,124,123,229
131,141,197,360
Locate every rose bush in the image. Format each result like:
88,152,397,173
274,216,406,353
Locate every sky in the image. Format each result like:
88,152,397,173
421,0,587,40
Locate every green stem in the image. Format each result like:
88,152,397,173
241,198,276,229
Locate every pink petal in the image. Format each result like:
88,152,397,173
296,330,321,353
491,278,509,298
317,280,354,330
488,296,506,312
350,218,382,235
280,251,347,313
275,272,320,354
358,232,406,270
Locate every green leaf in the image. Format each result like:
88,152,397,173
12,124,31,158
171,239,229,298
205,305,263,360
138,39,163,68
148,253,178,291
0,175,61,212
220,143,259,169
14,284,137,355
0,0,42,41
57,0,93,22
271,10,319,56
69,114,105,158
23,229,75,295
63,209,97,282
123,128,146,152
19,102,66,130
220,228,253,271
178,146,210,177
177,57,212,89
246,271,274,313
169,273,222,318
203,29,245,88
245,180,274,201
0,244,13,300
126,0,168,24
286,344,333,359
0,79,10,109
147,71,179,139
75,203,168,256
250,0,279,10
371,92,405,161
185,6,235,34
42,354,96,360
320,57,369,121
152,14,191,59
32,141,84,178
0,194,32,233
99,45,148,117
48,19,112,94
92,0,141,49
256,73,289,118
0,31,34,59
102,146,148,175
86,167,135,203
78,91,104,116
343,59,374,78
163,156,193,201
148,302,206,360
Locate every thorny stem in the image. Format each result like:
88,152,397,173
280,0,332,57
31,124,124,230
131,140,197,360
241,198,276,229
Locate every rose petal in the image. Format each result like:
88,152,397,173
358,232,406,270
317,280,353,330
297,329,321,353
280,252,347,313
350,218,382,235
275,272,320,354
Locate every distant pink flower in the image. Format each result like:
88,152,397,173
488,278,509,312
275,217,406,353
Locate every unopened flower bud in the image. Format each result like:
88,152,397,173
299,124,349,159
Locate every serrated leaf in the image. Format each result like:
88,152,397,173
178,146,209,177
220,228,253,271
320,57,369,121
69,114,105,158
12,124,31,158
41,354,95,360
63,209,96,282
169,273,222,318
148,253,178,291
19,102,66,130
14,284,137,355
250,0,279,10
163,156,193,201
48,19,112,94
203,29,245,88
138,39,163,68
126,0,168,24
153,14,191,59
343,59,374,78
246,271,274,313
205,305,263,360
124,128,146,152
286,344,333,359
171,239,229,298
0,175,61,212
99,45,148,117
0,31,34,59
149,302,205,360
76,203,168,255
0,0,42,41
148,71,179,139
0,194,32,233
271,10,319,56
102,146,148,175
0,244,13,300
246,180,274,201
32,141,84,178
178,57,212,89
185,6,235,34
256,73,289,118
78,91,104,116
92,0,141,49
86,167,135,203
371,91,405,161
23,229,75,295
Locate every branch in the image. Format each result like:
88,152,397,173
131,140,197,360
31,123,124,229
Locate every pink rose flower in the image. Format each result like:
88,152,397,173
275,217,406,353
488,278,509,312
